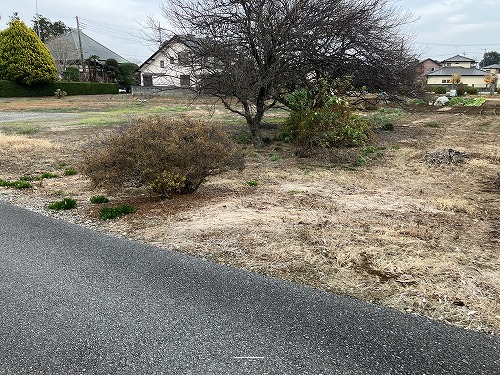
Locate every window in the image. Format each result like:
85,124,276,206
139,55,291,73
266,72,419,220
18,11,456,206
170,57,175,64
430,68,435,71
180,75,190,87
442,79,447,83
178,52,190,66
143,75,153,87
160,60,165,68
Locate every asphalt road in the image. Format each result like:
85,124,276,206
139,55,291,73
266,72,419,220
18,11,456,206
0,201,498,374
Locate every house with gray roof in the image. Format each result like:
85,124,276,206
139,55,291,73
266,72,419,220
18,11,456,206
427,55,490,89
45,29,128,81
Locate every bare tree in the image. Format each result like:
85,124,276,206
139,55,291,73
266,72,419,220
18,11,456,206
45,35,78,78
159,0,417,146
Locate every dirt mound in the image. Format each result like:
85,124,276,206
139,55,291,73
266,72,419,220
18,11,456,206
423,148,467,165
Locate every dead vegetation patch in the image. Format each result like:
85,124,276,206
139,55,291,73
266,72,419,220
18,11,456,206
0,97,499,335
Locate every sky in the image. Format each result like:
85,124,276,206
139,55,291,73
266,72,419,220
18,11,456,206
1,0,500,65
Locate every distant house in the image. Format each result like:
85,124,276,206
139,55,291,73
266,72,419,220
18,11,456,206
426,55,489,89
418,58,440,76
137,35,206,88
45,29,128,81
483,64,500,75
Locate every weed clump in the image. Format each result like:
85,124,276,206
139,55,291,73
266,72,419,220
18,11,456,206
81,117,244,198
0,179,32,189
90,195,109,204
99,204,135,220
48,198,77,210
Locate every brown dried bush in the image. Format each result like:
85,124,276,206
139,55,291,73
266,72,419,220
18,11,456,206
81,116,245,197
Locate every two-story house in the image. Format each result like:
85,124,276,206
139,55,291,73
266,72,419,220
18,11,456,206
137,35,202,88
427,55,489,89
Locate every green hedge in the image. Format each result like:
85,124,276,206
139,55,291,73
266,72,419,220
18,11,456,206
0,80,119,97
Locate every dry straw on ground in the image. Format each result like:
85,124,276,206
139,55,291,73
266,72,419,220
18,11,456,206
0,96,498,335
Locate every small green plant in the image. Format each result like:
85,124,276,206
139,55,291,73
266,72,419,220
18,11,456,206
270,154,282,161
235,131,252,144
90,195,109,204
64,168,77,176
40,172,58,179
48,198,77,211
246,180,259,186
0,179,33,189
466,87,478,95
99,204,135,220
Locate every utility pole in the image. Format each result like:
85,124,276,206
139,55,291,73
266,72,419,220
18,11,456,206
76,16,86,81
35,0,41,39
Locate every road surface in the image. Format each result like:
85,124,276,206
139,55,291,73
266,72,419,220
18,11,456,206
0,201,498,374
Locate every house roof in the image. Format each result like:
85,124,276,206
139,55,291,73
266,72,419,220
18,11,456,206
428,66,488,76
45,29,128,64
440,54,476,63
420,58,440,65
137,34,202,71
483,64,500,69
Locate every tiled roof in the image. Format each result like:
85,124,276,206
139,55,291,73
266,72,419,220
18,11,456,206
483,64,500,69
45,29,128,64
441,54,476,63
428,67,488,76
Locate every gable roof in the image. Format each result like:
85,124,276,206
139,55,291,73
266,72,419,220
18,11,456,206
483,64,500,69
428,66,487,76
45,29,128,64
441,55,476,64
137,34,202,71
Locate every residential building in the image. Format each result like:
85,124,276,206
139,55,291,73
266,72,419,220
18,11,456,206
45,29,128,81
426,55,489,89
137,35,201,88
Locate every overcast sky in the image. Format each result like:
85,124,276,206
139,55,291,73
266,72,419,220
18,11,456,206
2,0,500,64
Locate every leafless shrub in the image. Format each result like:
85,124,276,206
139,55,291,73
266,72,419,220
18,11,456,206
81,116,244,197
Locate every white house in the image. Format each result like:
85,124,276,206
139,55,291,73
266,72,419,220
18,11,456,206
137,35,202,88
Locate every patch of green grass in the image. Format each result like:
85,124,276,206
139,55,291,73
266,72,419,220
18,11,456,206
47,198,77,211
0,123,41,135
90,195,109,204
288,189,304,194
99,204,135,220
64,168,77,176
245,180,259,187
270,154,282,161
0,179,33,189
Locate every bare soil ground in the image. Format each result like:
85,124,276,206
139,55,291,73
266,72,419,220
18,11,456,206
0,95,499,335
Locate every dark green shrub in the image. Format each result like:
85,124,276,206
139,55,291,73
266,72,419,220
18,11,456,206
466,87,478,95
81,117,245,198
90,195,109,204
63,67,80,82
48,198,77,210
99,204,135,220
0,80,118,98
281,82,372,156
433,86,447,95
